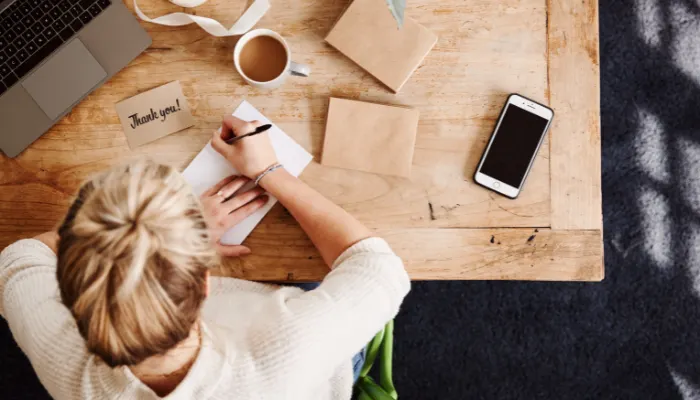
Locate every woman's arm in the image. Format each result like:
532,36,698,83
0,239,90,399
211,117,410,389
258,168,371,266
211,116,372,266
33,231,58,253
248,237,410,391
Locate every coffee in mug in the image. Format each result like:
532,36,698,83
234,29,310,89
239,36,288,82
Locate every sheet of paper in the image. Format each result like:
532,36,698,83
182,100,313,245
134,0,269,37
115,81,194,148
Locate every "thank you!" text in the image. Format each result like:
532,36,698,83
129,99,183,129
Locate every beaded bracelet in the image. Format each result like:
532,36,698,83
254,163,284,186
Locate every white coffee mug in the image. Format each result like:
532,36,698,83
233,29,310,89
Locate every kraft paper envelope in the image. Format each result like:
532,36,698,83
321,97,419,178
325,0,437,93
181,101,313,245
115,81,194,148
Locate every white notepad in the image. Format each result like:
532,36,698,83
182,101,313,245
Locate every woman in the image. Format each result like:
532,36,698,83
0,116,410,399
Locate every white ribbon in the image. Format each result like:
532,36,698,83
134,0,270,37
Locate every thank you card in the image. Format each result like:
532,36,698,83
116,81,195,148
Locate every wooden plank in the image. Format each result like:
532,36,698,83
0,185,601,281
214,223,604,281
547,0,602,230
0,122,547,237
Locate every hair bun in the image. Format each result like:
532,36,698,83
56,159,216,367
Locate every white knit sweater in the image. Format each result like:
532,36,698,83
0,237,410,400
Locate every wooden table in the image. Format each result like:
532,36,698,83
0,0,602,281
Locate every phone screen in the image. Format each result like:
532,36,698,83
480,105,549,188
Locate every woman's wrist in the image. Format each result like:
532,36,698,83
253,163,283,186
257,166,292,191
242,161,279,181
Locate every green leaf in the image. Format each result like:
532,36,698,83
385,0,406,28
360,327,385,377
357,388,373,400
379,320,398,399
359,376,396,400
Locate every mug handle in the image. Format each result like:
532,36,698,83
289,61,310,77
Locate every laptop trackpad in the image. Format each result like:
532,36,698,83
22,39,107,121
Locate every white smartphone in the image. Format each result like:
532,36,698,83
474,94,554,199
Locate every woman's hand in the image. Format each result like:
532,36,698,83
211,116,279,179
200,175,269,257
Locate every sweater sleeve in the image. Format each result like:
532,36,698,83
0,239,89,400
247,237,410,390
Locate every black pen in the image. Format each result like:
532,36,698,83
225,124,273,145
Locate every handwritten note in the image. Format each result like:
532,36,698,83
181,101,313,245
116,81,195,148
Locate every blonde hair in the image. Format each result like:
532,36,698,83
57,160,216,367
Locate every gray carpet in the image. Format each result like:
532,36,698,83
3,0,700,398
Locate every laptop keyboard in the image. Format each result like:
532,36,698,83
0,0,112,96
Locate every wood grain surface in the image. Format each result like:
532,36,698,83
547,0,603,230
216,218,604,281
0,0,602,280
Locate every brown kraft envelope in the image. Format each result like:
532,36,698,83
325,0,437,93
321,97,420,178
115,81,195,148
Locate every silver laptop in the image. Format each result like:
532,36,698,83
0,0,151,157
